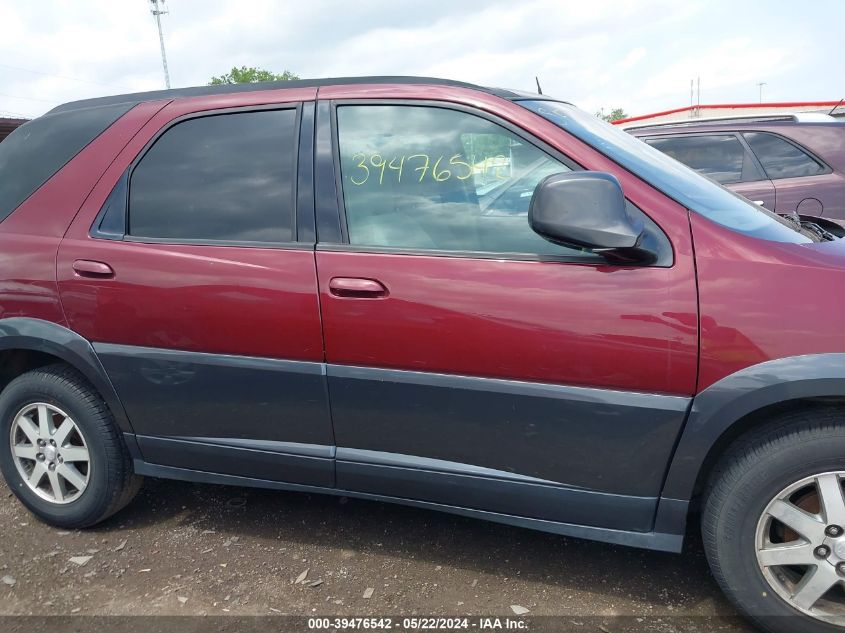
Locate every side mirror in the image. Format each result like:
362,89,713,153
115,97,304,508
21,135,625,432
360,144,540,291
529,172,652,263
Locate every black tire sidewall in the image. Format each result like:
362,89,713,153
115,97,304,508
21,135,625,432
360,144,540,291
0,372,112,526
707,429,845,633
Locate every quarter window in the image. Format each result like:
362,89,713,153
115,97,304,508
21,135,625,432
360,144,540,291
335,105,589,257
644,134,758,184
129,109,297,242
742,132,824,179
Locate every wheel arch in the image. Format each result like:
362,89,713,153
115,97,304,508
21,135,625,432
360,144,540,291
0,317,134,433
661,353,845,502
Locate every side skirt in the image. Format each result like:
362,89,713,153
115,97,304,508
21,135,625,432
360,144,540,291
127,442,685,554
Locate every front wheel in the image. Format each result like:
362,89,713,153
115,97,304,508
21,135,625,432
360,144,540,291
703,409,845,633
0,364,142,527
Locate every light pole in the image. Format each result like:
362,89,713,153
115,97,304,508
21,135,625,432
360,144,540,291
757,82,767,103
149,0,171,89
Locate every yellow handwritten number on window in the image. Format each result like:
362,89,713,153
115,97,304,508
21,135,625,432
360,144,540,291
350,152,370,185
408,154,431,182
348,153,476,185
370,154,387,185
449,154,473,180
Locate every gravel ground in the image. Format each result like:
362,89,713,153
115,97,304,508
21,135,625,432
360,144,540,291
0,476,754,630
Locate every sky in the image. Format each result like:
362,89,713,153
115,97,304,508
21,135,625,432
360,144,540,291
1,0,843,120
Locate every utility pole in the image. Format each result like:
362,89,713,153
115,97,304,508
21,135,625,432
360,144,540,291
696,76,700,116
757,82,767,103
149,0,171,89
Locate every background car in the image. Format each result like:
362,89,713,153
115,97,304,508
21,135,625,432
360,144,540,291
625,114,845,220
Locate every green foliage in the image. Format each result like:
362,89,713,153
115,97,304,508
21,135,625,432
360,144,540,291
208,66,300,85
596,108,628,122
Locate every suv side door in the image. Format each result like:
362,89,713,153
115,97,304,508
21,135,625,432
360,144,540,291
643,133,777,210
313,93,699,533
56,91,335,487
742,130,839,218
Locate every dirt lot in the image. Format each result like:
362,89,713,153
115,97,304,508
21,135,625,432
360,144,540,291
0,476,754,630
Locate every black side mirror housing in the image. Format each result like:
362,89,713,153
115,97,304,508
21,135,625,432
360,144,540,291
529,172,653,263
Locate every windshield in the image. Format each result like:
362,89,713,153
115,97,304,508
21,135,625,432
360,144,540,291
519,100,811,244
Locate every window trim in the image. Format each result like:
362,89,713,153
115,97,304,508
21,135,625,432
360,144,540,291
641,132,764,185
316,242,605,264
296,101,316,243
90,102,308,249
315,100,343,244
740,130,832,181
324,99,671,266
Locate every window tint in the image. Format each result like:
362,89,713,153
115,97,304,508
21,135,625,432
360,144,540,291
743,132,824,179
129,109,297,242
0,102,132,223
335,105,590,257
644,135,755,184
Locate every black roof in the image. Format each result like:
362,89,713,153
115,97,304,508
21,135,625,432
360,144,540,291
49,76,535,115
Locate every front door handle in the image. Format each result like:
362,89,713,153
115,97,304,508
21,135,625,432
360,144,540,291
328,277,388,298
72,259,115,278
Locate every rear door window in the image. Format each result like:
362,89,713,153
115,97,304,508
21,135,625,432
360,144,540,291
644,134,760,184
129,109,297,243
742,132,825,179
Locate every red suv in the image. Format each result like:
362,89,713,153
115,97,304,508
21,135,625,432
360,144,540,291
0,77,844,633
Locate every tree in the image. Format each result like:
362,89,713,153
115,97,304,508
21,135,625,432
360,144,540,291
595,108,628,122
208,66,300,85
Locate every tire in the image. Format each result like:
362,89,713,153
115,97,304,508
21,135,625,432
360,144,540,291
0,363,142,527
703,408,845,633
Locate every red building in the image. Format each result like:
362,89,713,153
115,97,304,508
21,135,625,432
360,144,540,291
0,117,28,143
613,100,843,128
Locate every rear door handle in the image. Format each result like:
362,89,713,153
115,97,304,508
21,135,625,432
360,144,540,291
72,259,115,278
328,277,388,298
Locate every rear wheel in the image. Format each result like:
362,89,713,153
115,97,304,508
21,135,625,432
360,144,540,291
10,401,92,503
0,364,141,527
703,409,845,633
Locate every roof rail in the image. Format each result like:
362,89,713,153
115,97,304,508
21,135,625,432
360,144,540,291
47,76,524,116
621,112,837,130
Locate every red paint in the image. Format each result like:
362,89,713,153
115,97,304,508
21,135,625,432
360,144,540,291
1,79,843,399
57,239,324,361
0,100,165,325
0,233,67,324
317,251,698,394
53,87,324,362
315,86,698,395
690,212,845,390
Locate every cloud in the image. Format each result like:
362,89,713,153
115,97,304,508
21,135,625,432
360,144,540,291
620,47,647,70
637,37,799,104
0,0,839,119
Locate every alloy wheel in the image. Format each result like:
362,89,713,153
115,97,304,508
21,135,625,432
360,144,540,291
9,402,90,504
756,471,845,623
